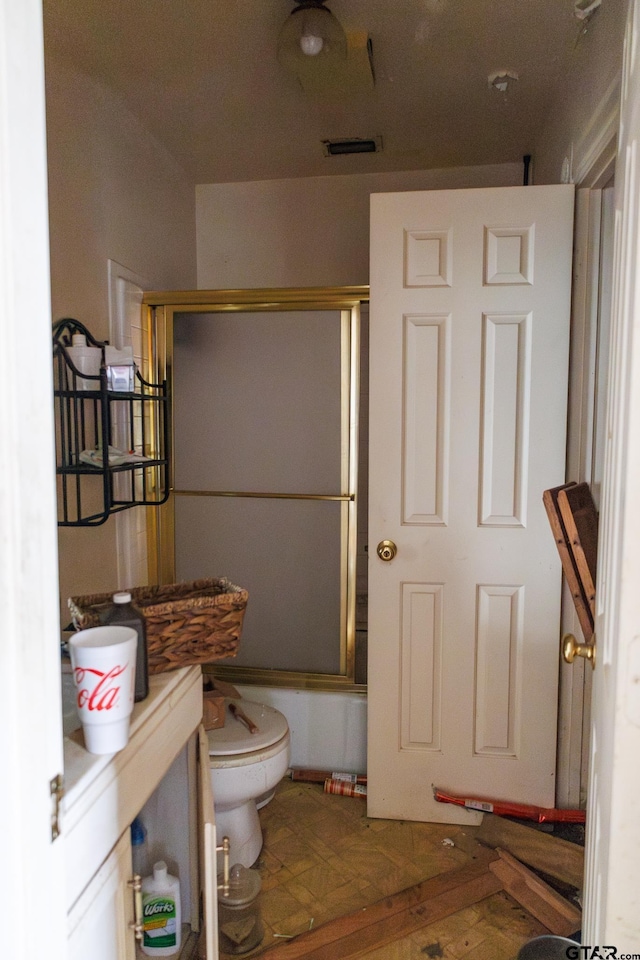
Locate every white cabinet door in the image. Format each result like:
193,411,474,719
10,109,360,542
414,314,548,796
67,830,135,960
198,725,220,960
368,184,574,824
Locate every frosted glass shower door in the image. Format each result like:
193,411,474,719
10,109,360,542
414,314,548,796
172,306,357,678
175,495,344,674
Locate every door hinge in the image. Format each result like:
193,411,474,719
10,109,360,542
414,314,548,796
50,773,64,840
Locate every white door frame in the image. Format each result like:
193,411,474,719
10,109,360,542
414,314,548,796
583,0,640,942
108,259,150,590
0,0,67,956
550,5,621,812
557,143,617,810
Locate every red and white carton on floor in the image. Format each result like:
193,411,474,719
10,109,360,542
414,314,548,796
68,625,137,754
324,778,367,799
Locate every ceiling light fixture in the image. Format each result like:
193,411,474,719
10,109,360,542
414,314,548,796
278,1,347,73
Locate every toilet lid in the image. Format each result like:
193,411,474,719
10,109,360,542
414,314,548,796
207,700,289,756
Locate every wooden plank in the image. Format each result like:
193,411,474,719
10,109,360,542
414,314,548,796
301,873,503,960
557,482,598,618
477,814,584,888
259,853,502,960
489,849,581,936
543,483,594,640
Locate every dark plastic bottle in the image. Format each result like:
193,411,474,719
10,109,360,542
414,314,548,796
100,591,149,702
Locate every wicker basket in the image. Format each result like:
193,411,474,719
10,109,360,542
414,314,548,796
68,578,248,675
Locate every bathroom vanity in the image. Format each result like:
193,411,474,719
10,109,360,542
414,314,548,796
62,664,220,959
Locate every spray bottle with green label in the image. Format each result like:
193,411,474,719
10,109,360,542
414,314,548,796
140,861,181,957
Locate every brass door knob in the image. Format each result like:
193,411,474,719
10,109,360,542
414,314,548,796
562,633,596,669
376,540,397,562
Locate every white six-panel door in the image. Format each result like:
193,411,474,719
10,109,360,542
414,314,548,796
368,185,574,823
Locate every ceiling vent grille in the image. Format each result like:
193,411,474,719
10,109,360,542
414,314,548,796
322,136,382,157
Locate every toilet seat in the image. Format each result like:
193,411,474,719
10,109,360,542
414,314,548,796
207,700,289,767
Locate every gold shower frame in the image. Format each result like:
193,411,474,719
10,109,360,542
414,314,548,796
142,286,369,692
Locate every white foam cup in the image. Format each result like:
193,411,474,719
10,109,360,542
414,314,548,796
68,625,138,754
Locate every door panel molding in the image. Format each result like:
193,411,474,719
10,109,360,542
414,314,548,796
479,312,531,527
474,583,523,758
402,314,450,525
400,582,444,752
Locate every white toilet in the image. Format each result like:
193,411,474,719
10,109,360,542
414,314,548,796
207,699,290,868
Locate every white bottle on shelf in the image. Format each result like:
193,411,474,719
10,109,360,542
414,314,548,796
141,861,181,957
66,333,101,391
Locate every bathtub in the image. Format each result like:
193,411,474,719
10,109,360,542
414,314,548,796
235,684,367,774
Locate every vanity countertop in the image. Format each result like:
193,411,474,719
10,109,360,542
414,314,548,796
63,664,202,912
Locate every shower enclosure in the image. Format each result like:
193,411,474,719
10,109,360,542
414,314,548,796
143,287,368,690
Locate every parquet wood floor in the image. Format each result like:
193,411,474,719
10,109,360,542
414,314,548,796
218,779,548,959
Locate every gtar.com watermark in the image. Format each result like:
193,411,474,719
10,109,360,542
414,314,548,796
564,948,640,959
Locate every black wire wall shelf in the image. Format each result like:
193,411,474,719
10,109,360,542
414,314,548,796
53,318,170,526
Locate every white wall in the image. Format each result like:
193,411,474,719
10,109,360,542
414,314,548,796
45,56,197,622
46,58,197,325
534,0,626,185
196,163,522,289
